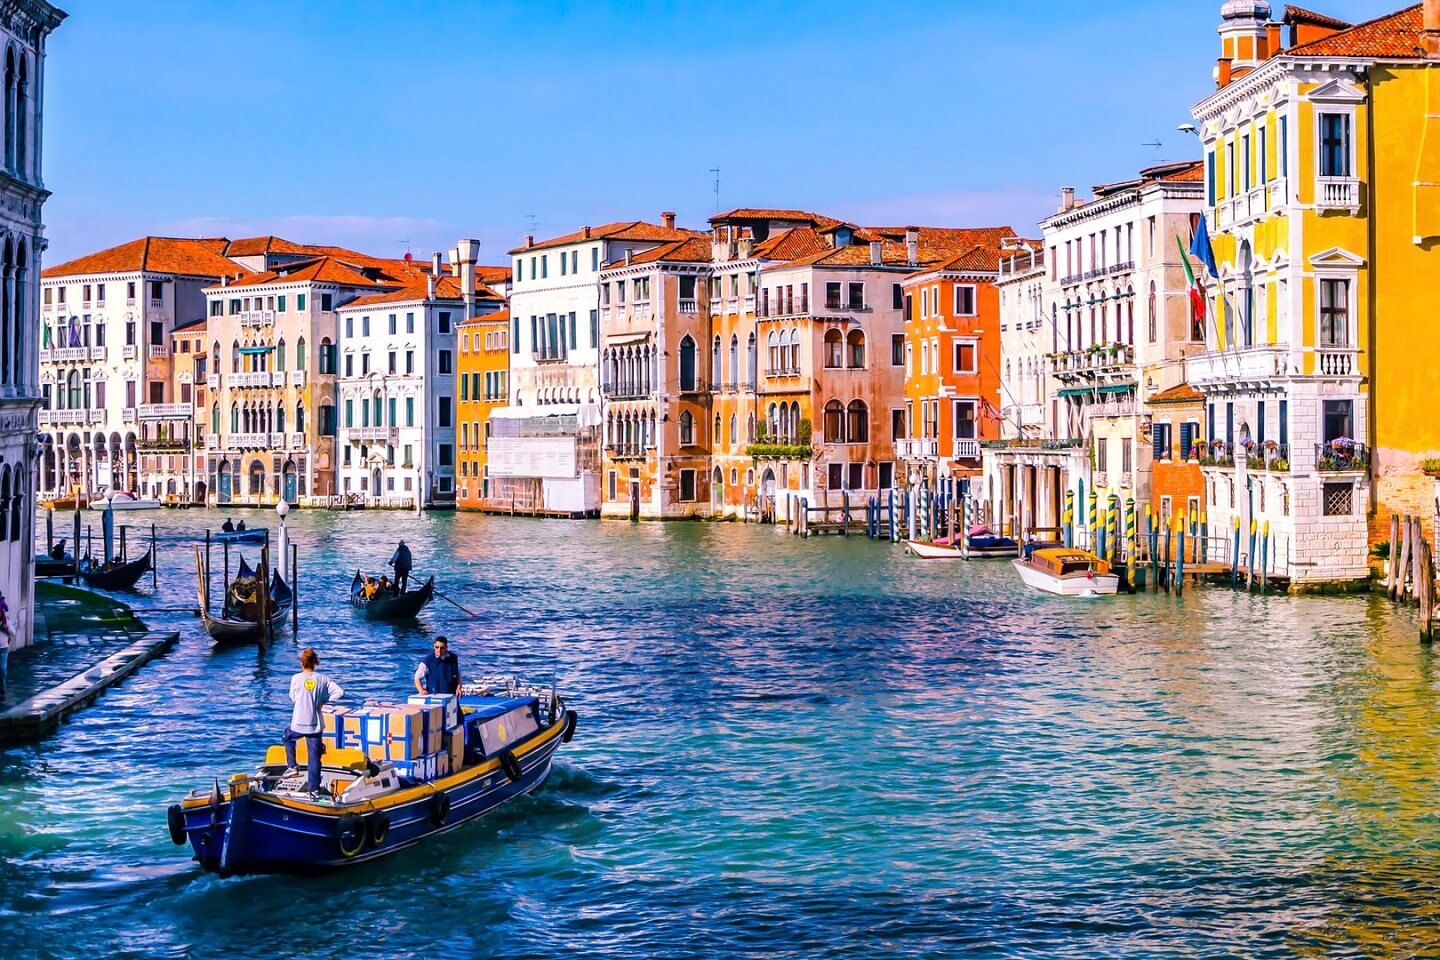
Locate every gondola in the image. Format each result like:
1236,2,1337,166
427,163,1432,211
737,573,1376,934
201,555,292,646
350,571,435,622
78,547,153,591
35,539,78,578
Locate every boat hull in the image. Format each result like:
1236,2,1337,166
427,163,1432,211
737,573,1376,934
904,540,960,559
80,548,153,591
178,712,567,875
1010,558,1119,596
351,572,435,621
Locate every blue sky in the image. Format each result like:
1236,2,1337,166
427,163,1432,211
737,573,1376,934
42,0,1394,265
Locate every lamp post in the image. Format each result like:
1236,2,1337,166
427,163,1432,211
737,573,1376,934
276,499,290,581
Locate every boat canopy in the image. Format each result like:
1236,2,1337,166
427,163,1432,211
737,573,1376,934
459,696,541,757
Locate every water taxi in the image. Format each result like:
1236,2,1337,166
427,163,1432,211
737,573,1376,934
87,491,161,510
166,677,576,875
1011,547,1118,596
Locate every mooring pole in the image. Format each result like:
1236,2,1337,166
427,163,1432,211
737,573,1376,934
1260,520,1270,594
151,522,157,589
291,541,299,632
1231,516,1241,585
1064,489,1074,548
1176,513,1186,597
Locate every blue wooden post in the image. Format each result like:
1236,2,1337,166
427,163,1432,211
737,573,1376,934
1260,520,1269,593
888,487,896,542
1096,506,1107,561
1149,507,1159,592
1164,520,1174,594
1200,512,1209,565
1247,518,1257,591
961,484,972,560
1231,516,1241,584
1176,513,1186,596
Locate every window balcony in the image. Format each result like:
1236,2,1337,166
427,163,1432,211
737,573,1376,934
149,297,163,309
122,407,137,423
206,435,219,449
348,426,395,442
1108,261,1135,275
207,374,219,389
1245,442,1290,471
41,347,89,363
288,370,307,387
1269,177,1288,208
289,432,306,449
230,371,275,388
1198,441,1235,467
953,438,981,461
1315,176,1361,213
1315,440,1368,473
895,439,939,459
239,310,275,328
38,409,87,426
1185,344,1289,390
137,402,191,420
90,346,108,361
1048,344,1135,380
148,344,168,359
229,432,274,449
1316,346,1359,377
678,298,698,314
123,344,137,360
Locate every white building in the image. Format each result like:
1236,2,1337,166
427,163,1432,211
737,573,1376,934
0,0,64,652
38,237,240,500
496,216,695,515
336,241,503,507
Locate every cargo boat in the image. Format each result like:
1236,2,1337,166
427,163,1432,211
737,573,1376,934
167,678,576,875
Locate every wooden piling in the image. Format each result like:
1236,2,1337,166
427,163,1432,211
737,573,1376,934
1418,534,1434,644
1398,515,1413,601
151,523,158,589
1231,517,1241,584
291,541,299,632
1260,521,1270,594
1387,512,1401,598
1176,514,1186,597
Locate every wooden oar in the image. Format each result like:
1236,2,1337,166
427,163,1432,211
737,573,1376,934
432,587,479,619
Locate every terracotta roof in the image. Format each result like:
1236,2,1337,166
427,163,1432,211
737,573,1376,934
509,221,701,255
1286,4,1428,58
172,317,207,333
43,237,243,279
1148,383,1204,404
1283,5,1353,30
710,209,843,230
476,265,511,286
752,227,830,261
602,237,712,270
933,244,1005,273
206,256,396,292
461,308,511,327
341,275,505,309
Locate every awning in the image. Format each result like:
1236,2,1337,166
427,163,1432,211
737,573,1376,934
239,346,273,354
605,332,650,346
1056,384,1134,398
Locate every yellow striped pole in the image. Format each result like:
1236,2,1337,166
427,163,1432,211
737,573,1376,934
1125,496,1136,588
1088,490,1098,550
1064,489,1074,547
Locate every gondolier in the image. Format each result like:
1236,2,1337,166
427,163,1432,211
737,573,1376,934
285,648,344,795
414,636,461,695
390,540,413,592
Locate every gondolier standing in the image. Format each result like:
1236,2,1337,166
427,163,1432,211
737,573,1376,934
414,636,461,695
390,541,413,593
285,648,344,795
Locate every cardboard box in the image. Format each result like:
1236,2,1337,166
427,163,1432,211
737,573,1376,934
447,729,465,772
408,694,461,730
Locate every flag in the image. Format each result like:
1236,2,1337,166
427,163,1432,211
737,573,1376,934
1189,216,1219,279
68,316,80,347
1177,235,1207,324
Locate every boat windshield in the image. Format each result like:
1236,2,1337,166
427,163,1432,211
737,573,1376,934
1059,559,1097,575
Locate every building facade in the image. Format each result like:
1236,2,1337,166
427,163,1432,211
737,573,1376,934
0,0,63,652
457,309,510,510
1187,0,1440,586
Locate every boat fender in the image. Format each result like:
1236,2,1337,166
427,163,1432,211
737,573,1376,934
429,791,451,826
335,812,368,858
166,804,187,846
500,751,522,783
562,711,578,744
367,811,390,847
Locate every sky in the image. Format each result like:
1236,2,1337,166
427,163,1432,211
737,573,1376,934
41,0,1398,266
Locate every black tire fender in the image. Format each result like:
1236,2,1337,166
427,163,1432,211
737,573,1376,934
562,711,578,744
335,812,368,858
500,750,522,783
166,804,187,846
367,811,390,847
429,791,451,826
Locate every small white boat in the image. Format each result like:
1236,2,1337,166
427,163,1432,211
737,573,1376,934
1011,547,1119,596
88,491,163,511
904,539,961,559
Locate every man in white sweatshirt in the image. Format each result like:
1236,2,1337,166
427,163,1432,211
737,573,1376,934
285,647,344,795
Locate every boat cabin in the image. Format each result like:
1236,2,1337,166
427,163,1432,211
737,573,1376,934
1029,549,1110,577
459,696,542,763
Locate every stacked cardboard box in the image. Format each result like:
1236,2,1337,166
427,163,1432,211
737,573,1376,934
318,696,466,782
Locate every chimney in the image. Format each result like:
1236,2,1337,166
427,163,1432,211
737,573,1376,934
448,247,460,278
905,226,919,267
426,272,436,300
431,252,442,276
661,211,676,230
1426,0,1440,56
1060,187,1075,212
524,234,534,248
220,275,228,287
1266,22,1283,56
581,226,591,239
1216,57,1233,88
624,247,634,266
869,240,883,266
456,238,480,311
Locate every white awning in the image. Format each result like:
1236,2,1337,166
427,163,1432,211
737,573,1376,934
605,332,651,346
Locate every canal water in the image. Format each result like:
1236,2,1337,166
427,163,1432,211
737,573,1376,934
1,509,1437,959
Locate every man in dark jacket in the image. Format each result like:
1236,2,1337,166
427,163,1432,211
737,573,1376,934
414,635,461,695
390,540,413,592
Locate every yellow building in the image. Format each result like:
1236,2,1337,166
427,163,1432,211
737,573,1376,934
1187,1,1440,588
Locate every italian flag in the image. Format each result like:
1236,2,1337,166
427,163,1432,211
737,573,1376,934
1177,235,1206,323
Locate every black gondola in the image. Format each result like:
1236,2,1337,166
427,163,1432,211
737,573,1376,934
350,571,434,621
78,547,153,591
201,555,292,646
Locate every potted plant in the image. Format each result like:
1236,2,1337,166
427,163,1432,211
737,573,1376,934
1422,457,1440,477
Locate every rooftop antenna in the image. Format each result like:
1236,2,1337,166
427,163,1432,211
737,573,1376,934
1143,139,1164,160
524,213,538,235
709,167,720,212
395,238,411,256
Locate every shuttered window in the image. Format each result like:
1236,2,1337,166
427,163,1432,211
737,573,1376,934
1179,422,1194,460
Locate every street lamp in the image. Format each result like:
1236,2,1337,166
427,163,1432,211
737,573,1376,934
276,498,290,581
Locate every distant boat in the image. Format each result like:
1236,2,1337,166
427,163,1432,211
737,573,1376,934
905,530,1018,559
1012,547,1118,597
41,494,89,511
78,547,153,591
904,539,961,559
88,491,162,511
350,571,435,621
198,553,292,646
214,526,267,544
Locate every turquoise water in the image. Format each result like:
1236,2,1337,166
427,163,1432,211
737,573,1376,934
2,509,1438,959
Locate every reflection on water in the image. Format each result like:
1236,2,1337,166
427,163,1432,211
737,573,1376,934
0,509,1436,958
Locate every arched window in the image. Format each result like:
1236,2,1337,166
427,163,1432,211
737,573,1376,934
729,414,737,446
15,53,27,179
296,336,307,370
846,329,865,368
230,403,239,433
277,404,286,434
823,329,843,368
372,391,383,426
846,399,869,443
713,414,722,445
3,48,14,174
728,335,738,388
779,402,791,443
648,411,656,448
823,400,844,443
9,462,21,541
276,338,286,370
1126,287,1135,344
711,335,722,385
679,410,694,445
211,402,219,434
232,339,242,373
766,402,777,440
319,337,333,374
296,403,306,433
66,368,79,408
361,395,370,427
791,402,801,442
0,466,9,541
678,335,696,391
788,329,801,372
746,333,756,387
746,413,755,442
767,330,779,373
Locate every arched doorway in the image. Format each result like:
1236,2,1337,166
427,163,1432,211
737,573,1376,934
248,459,266,499
217,459,232,502
195,480,207,505
711,466,724,511
282,460,298,504
371,466,383,500
761,466,776,522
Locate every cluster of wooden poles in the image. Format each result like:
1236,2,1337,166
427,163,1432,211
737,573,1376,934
1385,512,1437,643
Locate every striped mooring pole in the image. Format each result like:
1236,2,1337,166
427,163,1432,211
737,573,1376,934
1064,489,1075,548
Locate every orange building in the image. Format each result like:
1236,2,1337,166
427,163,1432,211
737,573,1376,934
896,238,1013,487
1145,382,1205,528
456,309,510,510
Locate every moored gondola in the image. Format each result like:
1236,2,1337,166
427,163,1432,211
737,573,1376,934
350,572,435,621
78,547,153,591
198,554,292,646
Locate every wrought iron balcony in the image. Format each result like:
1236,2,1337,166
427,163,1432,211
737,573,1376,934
1315,440,1368,473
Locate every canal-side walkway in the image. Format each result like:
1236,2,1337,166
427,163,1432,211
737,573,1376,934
0,582,177,743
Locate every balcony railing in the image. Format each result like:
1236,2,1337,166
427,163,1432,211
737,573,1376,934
123,344,137,360
1316,441,1368,473
1060,273,1084,287
206,435,218,449
138,402,191,419
764,365,802,379
1108,261,1135,275
677,376,708,394
38,409,88,425
954,438,981,460
1244,442,1290,471
348,426,395,442
1198,441,1235,467
288,370,306,387
207,374,219,389
1048,344,1135,378
240,310,275,327
289,432,306,449
227,432,279,449
1317,346,1359,376
895,439,939,459
40,347,89,363
1186,345,1289,388
1315,176,1361,213
602,383,651,401
229,371,276,388
122,407,137,423
148,344,168,359
1269,177,1288,208
678,298,698,314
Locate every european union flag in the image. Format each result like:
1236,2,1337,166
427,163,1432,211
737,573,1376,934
1189,216,1219,279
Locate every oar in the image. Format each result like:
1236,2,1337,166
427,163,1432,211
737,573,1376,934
432,587,479,618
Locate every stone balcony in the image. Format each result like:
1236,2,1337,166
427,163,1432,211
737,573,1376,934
895,439,938,460
229,371,281,388
1186,345,1290,390
347,426,395,442
137,402,191,420
1049,344,1136,382
38,409,100,426
1315,176,1361,214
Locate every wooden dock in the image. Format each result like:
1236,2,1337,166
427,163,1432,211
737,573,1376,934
0,630,178,743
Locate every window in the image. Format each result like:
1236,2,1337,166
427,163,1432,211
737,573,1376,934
1323,481,1352,516
1206,149,1216,206
590,309,598,347
1122,439,1132,473
1323,399,1353,444
825,282,842,310
439,444,453,467
297,293,307,311
438,396,452,427
953,400,976,439
1097,437,1108,472
406,350,414,374
1319,113,1350,178
846,330,865,368
892,334,905,366
953,341,976,373
953,285,977,316
278,295,287,312
210,300,222,317
823,400,844,443
321,293,333,312
406,397,415,426
846,400,869,442
1154,421,1172,461
388,314,397,335
847,282,864,310
823,329,843,368
439,350,452,374
891,409,905,440
679,336,697,390
679,410,694,445
439,311,452,334
679,469,697,502
1319,278,1349,347
388,350,397,374
1147,281,1157,343
362,316,370,336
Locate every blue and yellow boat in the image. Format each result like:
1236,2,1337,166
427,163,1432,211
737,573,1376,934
166,679,577,876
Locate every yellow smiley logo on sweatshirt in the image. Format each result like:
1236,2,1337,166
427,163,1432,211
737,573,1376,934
304,678,316,691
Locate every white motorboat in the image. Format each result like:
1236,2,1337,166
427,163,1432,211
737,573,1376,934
904,539,962,559
1011,547,1119,596
88,491,163,510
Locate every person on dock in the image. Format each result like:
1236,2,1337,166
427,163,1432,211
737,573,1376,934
390,541,413,593
414,636,461,696
285,647,344,795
